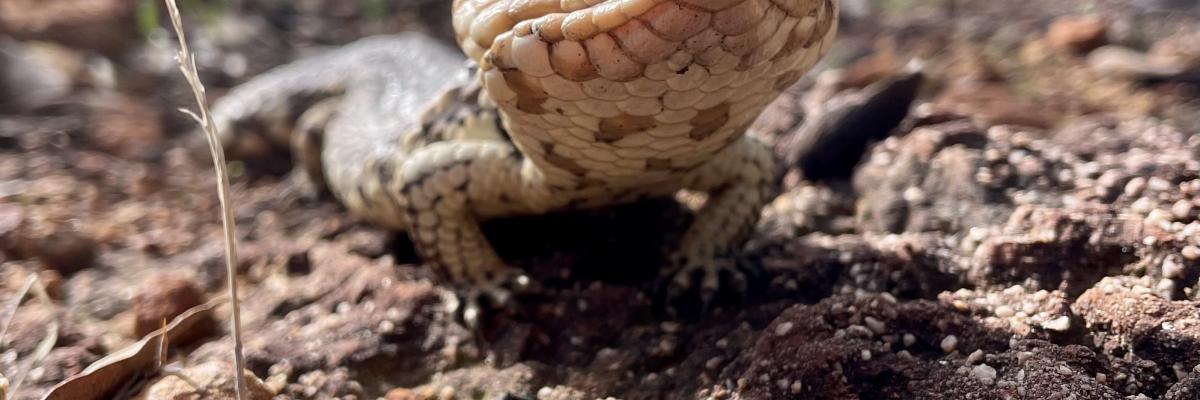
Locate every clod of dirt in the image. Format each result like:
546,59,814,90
1046,15,1109,55
718,294,1128,399
0,0,139,55
938,286,1072,338
932,82,1058,128
85,95,166,161
1074,277,1200,371
1088,46,1190,83
1149,31,1200,72
1167,370,1200,400
132,274,210,341
14,214,97,275
0,203,20,257
0,40,76,113
383,387,419,400
131,361,274,400
968,208,1142,296
39,269,66,300
188,244,453,398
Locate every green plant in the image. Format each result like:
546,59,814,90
360,0,390,23
137,0,235,37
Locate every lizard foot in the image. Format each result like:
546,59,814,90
657,254,761,317
446,268,540,329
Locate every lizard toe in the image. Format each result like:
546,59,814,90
450,268,541,329
656,255,762,318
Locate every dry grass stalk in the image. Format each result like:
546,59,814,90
161,0,248,398
1,275,57,397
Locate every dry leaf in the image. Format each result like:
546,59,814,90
40,300,223,400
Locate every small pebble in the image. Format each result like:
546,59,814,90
1183,246,1200,260
132,274,209,339
1173,200,1194,220
1162,255,1186,279
1131,197,1156,214
774,322,795,336
994,305,1015,318
1041,316,1071,332
1124,177,1146,197
940,335,958,353
705,357,724,371
20,221,97,275
903,333,916,347
37,269,65,300
864,317,886,335
967,349,985,365
972,364,997,385
1149,177,1171,192
134,361,273,399
385,388,419,400
1157,279,1176,296
437,386,455,400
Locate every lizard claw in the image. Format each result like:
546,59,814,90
447,269,540,329
657,254,758,318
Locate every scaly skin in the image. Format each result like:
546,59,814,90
213,0,839,321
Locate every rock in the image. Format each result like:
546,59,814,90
132,274,211,341
36,344,103,385
0,203,20,256
971,364,997,385
384,388,421,400
188,245,449,399
0,0,138,55
0,39,77,113
933,81,1056,128
1166,370,1200,400
132,361,274,400
1149,31,1200,72
853,124,1003,234
1046,15,1109,55
86,95,166,161
725,295,1122,399
837,39,905,90
15,215,97,275
969,209,1142,295
1087,45,1190,82
39,269,65,300
1073,277,1200,369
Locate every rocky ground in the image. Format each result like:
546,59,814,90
2,0,1200,399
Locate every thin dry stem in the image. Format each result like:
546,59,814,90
162,1,248,398
1,275,57,396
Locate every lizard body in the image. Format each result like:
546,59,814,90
213,0,839,320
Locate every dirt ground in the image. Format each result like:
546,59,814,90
3,0,1200,399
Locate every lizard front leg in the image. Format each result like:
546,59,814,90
393,141,543,325
665,135,780,312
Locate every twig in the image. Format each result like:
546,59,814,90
160,1,247,398
1,274,57,396
0,275,37,347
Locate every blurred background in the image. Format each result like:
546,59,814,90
2,1,1200,399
